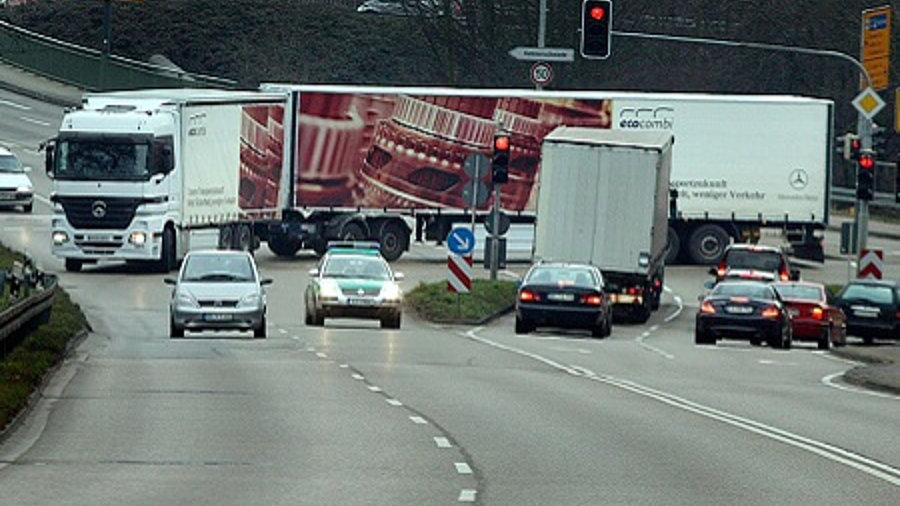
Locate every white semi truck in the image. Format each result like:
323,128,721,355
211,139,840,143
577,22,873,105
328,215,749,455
46,87,832,271
534,128,673,321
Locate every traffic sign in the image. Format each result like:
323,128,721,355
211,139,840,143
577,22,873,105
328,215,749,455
861,6,891,90
463,180,489,208
857,248,884,279
484,209,511,236
463,153,490,178
508,46,574,62
530,62,553,87
852,88,886,119
447,227,475,256
447,254,473,294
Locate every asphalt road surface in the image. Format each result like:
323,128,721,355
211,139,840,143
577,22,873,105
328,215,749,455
0,89,898,505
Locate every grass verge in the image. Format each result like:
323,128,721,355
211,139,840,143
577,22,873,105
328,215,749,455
0,242,87,433
406,279,517,323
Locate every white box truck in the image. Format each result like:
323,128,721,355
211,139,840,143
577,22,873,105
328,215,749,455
534,127,673,321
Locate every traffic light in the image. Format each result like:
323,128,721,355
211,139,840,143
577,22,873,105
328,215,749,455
580,0,612,60
872,123,888,154
842,133,861,161
856,150,875,201
491,132,510,184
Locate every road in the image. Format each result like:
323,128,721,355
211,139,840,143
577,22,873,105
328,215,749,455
0,89,898,505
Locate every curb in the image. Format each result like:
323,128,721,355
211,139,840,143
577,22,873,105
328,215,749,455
830,347,900,396
0,78,81,108
420,304,515,326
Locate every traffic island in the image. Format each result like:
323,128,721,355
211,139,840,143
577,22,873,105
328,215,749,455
832,345,900,395
406,279,517,325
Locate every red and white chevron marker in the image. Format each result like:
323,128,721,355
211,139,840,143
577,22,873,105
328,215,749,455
447,254,473,293
857,248,884,280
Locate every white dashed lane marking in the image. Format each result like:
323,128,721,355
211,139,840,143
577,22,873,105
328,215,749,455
316,352,328,358
458,489,477,502
409,416,428,425
454,462,473,474
367,385,382,392
433,437,452,448
386,399,403,406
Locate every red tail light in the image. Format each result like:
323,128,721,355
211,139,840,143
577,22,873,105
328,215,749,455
519,290,539,302
582,294,603,306
811,307,824,320
654,279,662,288
779,267,790,281
626,287,640,295
761,305,781,319
700,301,716,314
716,264,726,278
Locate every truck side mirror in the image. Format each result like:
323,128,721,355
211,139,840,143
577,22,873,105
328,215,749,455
43,140,55,179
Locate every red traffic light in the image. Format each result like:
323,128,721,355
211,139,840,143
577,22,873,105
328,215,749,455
859,155,875,170
494,135,510,151
590,6,606,20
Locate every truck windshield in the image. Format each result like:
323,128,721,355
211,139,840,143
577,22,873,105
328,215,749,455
55,139,151,181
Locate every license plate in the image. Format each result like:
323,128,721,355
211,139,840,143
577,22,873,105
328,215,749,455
0,193,14,200
547,293,574,302
788,308,800,316
725,305,753,314
347,297,374,306
853,310,879,318
204,313,232,322
88,235,113,242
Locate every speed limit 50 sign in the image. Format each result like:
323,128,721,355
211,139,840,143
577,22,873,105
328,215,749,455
530,62,554,87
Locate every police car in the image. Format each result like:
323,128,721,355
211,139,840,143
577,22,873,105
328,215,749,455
304,242,404,328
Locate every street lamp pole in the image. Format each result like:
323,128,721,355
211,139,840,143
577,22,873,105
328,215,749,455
612,30,876,254
100,0,112,90
535,0,547,90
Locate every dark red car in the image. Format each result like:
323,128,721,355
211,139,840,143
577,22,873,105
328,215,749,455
772,281,847,350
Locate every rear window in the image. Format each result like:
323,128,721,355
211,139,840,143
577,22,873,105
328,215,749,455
840,284,895,305
526,266,597,288
711,283,774,300
774,285,822,302
724,250,783,271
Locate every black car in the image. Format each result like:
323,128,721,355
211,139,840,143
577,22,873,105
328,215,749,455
515,262,612,338
833,280,899,344
695,280,792,348
710,244,799,284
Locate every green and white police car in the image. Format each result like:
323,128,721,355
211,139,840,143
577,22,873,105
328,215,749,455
304,243,404,328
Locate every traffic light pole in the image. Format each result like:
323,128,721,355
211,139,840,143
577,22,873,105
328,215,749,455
535,0,547,91
490,185,501,280
611,29,877,255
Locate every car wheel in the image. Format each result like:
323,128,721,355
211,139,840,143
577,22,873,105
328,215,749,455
603,315,612,337
750,338,762,346
381,312,401,329
22,203,33,213
818,326,831,350
64,258,83,272
515,316,532,335
694,328,713,345
304,306,313,325
863,335,874,345
254,315,267,339
170,316,184,339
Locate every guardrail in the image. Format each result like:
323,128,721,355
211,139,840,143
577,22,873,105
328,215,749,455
831,186,898,209
1,261,57,358
0,20,235,90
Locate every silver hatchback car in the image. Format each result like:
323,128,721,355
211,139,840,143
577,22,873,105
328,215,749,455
164,250,272,339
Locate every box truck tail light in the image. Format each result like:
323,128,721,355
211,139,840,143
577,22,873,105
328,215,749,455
581,294,604,306
761,306,781,319
519,290,540,302
700,301,716,314
626,286,641,295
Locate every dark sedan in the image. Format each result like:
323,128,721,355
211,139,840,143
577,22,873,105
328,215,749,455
515,262,612,338
834,280,899,344
695,280,792,349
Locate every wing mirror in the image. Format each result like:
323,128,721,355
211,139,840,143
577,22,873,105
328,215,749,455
163,277,177,285
151,173,165,185
23,166,32,173
307,268,319,277
260,278,274,286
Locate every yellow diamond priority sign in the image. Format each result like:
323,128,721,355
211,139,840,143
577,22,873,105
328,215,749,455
852,87,886,119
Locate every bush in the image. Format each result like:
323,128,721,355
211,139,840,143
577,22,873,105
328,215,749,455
406,278,517,322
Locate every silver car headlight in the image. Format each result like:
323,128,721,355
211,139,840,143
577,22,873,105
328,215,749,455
17,186,33,194
380,282,402,302
320,279,341,301
237,292,262,309
175,291,200,309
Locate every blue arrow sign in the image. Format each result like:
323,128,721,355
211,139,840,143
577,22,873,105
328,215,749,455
447,227,475,256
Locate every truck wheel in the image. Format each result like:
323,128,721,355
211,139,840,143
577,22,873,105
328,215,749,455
341,222,366,241
237,224,254,251
158,227,176,273
218,225,234,250
268,233,301,258
687,225,729,264
64,258,83,272
378,221,409,261
665,226,681,265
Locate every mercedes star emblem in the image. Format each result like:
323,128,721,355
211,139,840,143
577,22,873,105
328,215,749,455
91,200,107,218
789,169,808,190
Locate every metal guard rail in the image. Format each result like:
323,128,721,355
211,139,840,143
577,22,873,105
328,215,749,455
0,20,235,90
0,274,57,349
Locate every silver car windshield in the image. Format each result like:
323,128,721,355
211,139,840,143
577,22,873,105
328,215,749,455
181,255,255,282
323,256,390,280
0,154,24,173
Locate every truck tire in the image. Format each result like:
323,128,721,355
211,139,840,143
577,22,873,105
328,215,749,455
218,225,234,250
64,258,83,272
341,222,366,241
237,224,253,251
157,227,176,273
687,224,729,264
268,233,301,258
378,221,409,262
665,226,681,265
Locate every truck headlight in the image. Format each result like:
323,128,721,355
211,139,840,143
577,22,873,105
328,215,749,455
52,231,69,245
129,231,147,246
237,293,262,309
380,283,402,301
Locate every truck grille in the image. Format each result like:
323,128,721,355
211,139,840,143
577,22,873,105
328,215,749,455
58,197,142,230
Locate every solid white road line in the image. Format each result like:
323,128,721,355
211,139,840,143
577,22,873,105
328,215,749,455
664,286,684,323
458,489,477,502
464,328,900,486
454,462,473,474
635,331,675,360
433,437,452,448
821,372,900,400
409,416,428,425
